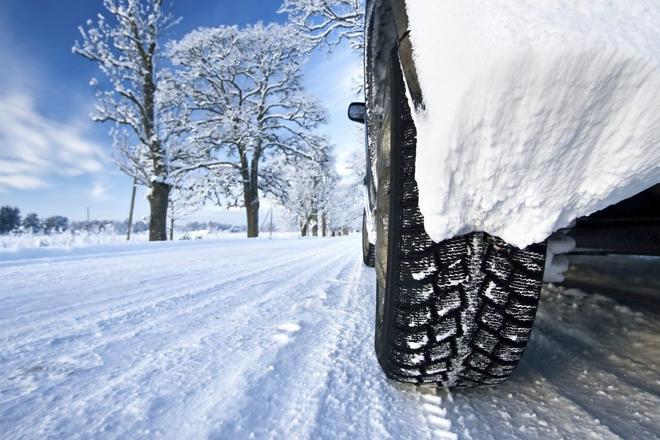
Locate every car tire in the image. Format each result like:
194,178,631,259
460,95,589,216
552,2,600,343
373,50,547,387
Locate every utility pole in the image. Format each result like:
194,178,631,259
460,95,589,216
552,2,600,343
127,177,138,241
269,208,273,240
258,207,275,239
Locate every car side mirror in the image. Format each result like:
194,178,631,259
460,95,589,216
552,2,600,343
348,102,366,124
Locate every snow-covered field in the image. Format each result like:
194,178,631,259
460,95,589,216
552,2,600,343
0,231,299,254
0,236,658,439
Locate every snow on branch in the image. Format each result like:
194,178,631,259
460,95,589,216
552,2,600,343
168,22,329,225
279,0,365,51
73,0,182,187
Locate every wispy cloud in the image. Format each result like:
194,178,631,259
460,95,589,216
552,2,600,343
89,180,110,200
0,91,107,192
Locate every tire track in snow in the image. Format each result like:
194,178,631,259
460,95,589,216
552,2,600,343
0,240,351,358
1,240,357,436
419,391,458,440
0,240,346,331
26,240,358,438
152,247,362,436
180,254,364,439
303,262,393,440
526,329,660,438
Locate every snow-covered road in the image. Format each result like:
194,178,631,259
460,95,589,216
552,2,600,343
1,237,658,439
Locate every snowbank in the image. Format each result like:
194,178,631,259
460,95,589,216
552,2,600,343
0,232,149,252
0,231,315,262
405,1,660,247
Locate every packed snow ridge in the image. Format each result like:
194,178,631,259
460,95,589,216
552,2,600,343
406,1,660,248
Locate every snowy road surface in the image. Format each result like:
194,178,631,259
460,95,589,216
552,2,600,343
1,237,658,439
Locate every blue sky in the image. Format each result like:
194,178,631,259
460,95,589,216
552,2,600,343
0,0,362,224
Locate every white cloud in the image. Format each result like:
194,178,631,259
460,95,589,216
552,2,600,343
0,91,107,192
89,180,110,200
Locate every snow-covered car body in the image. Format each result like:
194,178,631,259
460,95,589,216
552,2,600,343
362,0,660,254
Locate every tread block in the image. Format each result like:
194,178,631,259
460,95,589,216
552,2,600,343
437,240,467,266
510,272,542,298
396,305,432,329
401,151,416,176
467,351,491,370
505,300,537,322
500,322,531,343
400,255,438,281
512,247,545,273
401,179,418,202
480,279,509,307
425,360,450,375
435,289,462,317
437,269,468,289
389,363,422,378
400,231,434,256
394,329,429,351
401,206,425,229
494,342,526,362
429,340,453,361
478,303,504,332
432,315,459,342
484,251,513,282
421,374,448,383
398,284,434,306
393,350,427,368
473,327,499,353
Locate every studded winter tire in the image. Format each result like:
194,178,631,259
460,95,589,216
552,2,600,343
373,51,547,387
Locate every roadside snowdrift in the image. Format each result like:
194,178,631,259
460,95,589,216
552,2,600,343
405,1,660,248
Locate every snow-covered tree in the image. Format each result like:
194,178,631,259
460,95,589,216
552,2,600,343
325,151,363,234
169,23,328,237
44,216,69,235
73,0,181,241
276,147,338,237
22,213,41,234
279,0,365,50
167,176,204,241
0,206,21,234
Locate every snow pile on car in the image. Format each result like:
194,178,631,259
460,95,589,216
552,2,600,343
405,1,660,248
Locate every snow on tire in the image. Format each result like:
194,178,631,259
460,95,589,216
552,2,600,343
362,210,376,267
374,51,547,387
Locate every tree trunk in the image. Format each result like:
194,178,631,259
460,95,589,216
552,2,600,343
170,217,174,241
301,221,308,237
243,180,260,238
246,201,259,238
243,155,260,238
311,212,318,237
321,212,327,237
148,182,171,241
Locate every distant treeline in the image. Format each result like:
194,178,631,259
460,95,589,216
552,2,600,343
0,206,237,235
